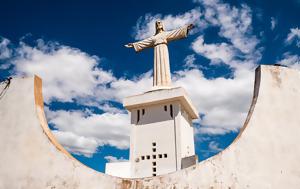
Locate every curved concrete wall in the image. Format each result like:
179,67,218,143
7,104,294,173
0,65,300,188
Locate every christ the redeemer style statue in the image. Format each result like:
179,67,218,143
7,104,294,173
125,20,194,89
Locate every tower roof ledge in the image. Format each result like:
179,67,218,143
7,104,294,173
123,86,199,119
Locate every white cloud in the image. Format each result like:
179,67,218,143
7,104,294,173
0,62,11,70
173,66,254,134
208,141,223,152
47,109,130,150
45,108,130,157
199,0,259,54
98,103,126,114
184,54,198,69
94,71,152,102
197,127,230,135
198,140,223,158
104,156,128,163
286,27,300,47
271,17,277,30
52,130,98,157
188,0,262,71
277,53,300,69
133,8,205,40
0,37,12,60
12,40,115,103
192,36,236,65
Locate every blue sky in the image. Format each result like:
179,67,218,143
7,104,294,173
0,0,299,173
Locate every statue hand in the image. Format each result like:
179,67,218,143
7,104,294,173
187,24,195,30
125,43,134,48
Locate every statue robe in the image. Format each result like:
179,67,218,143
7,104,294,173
132,26,189,88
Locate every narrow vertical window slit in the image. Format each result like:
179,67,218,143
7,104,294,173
164,105,167,111
137,110,140,123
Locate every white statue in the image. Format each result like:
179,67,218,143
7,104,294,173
125,20,194,89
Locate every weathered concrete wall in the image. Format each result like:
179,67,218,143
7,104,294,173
0,77,121,189
1,65,300,188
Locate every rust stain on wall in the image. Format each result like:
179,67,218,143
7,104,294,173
270,66,282,88
120,179,132,189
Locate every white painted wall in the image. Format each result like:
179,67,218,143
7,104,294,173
129,98,196,178
179,110,195,158
130,103,178,177
105,162,131,178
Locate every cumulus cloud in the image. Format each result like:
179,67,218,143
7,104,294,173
133,8,205,40
286,27,300,47
174,66,254,134
277,53,300,69
47,109,130,151
270,17,277,30
190,0,263,72
11,40,115,103
208,141,223,153
199,0,259,54
0,37,12,60
52,130,98,157
184,54,198,69
192,36,236,65
104,156,128,163
198,140,224,158
94,71,152,102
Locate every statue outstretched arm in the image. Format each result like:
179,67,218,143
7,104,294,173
125,43,134,48
166,24,194,42
124,37,154,52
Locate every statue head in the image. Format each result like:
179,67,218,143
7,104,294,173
155,20,164,35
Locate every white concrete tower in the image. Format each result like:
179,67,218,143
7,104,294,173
123,87,199,177
106,21,198,178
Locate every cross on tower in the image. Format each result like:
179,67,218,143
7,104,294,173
136,142,168,176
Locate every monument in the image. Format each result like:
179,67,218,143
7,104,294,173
125,20,194,89
105,21,199,178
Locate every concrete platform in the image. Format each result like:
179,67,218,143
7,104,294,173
1,65,300,188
